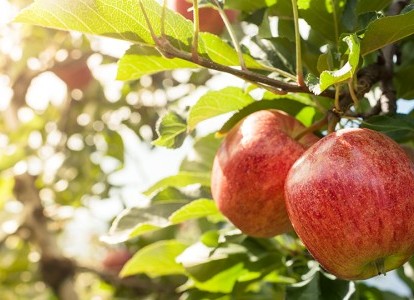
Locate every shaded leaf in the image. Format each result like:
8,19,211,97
356,0,392,15
361,9,414,56
356,283,409,300
298,0,346,42
120,240,187,277
395,62,414,100
286,271,356,300
217,97,311,135
361,114,414,143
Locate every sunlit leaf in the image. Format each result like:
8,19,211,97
103,130,124,163
0,148,26,172
180,133,221,173
102,202,186,244
169,199,224,224
226,0,278,13
308,34,360,95
15,0,193,48
152,111,187,149
16,1,268,82
117,45,197,80
0,177,14,209
187,87,255,131
143,172,211,196
120,240,187,277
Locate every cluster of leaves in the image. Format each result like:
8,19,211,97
9,0,414,299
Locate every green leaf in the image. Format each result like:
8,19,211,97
298,0,346,42
309,34,360,95
117,45,197,80
102,202,186,244
16,1,269,82
15,0,193,48
395,63,414,100
152,111,187,149
187,87,255,131
103,130,124,163
226,0,278,13
199,33,268,70
361,9,414,56
361,114,414,143
180,133,222,173
169,199,224,224
143,172,211,196
286,271,356,300
0,147,26,172
356,283,409,300
0,177,14,210
120,240,187,277
356,0,392,15
217,97,311,135
178,242,249,293
192,263,246,293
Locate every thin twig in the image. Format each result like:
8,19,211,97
212,0,246,70
291,0,305,86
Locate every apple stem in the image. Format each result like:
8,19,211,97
191,0,200,62
374,258,386,276
291,0,305,87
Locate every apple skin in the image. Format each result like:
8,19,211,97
167,0,238,35
285,128,414,280
211,110,319,237
52,59,93,90
102,249,132,274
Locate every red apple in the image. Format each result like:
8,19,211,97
167,0,238,35
211,110,319,237
52,59,93,90
102,249,132,274
285,128,414,280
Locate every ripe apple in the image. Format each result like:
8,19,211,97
102,249,132,274
285,128,414,280
167,0,238,35
211,110,319,237
52,59,93,90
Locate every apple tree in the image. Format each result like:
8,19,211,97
5,0,414,298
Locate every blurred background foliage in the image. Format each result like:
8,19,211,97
1,0,414,299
